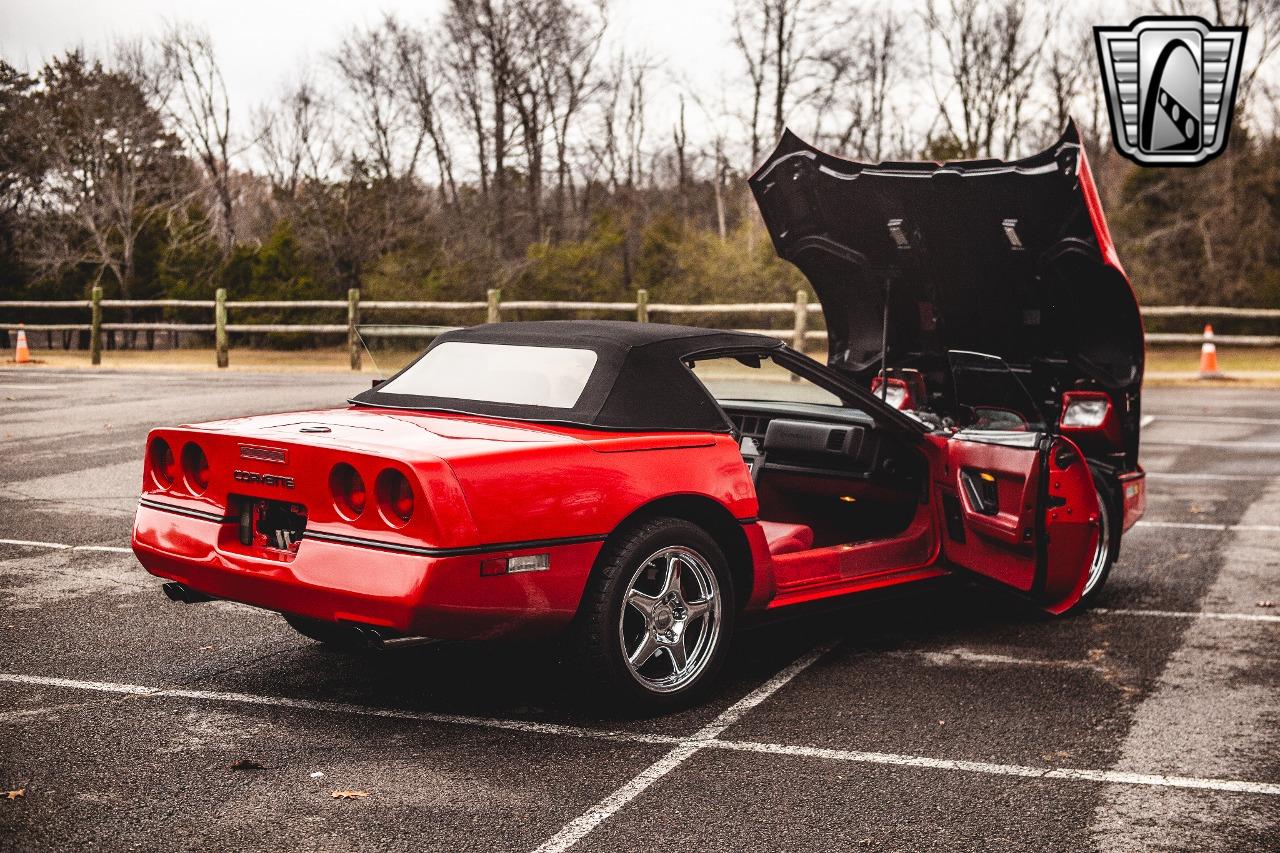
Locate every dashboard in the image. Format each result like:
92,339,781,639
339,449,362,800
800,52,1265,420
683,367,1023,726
720,399,911,485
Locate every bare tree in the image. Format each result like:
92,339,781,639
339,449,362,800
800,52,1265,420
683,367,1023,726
673,96,690,214
523,0,606,235
591,51,653,192
443,0,523,249
255,76,334,197
812,6,904,160
387,19,459,207
333,19,425,183
923,0,1049,158
1045,31,1091,135
731,0,824,160
158,24,238,254
731,1,773,164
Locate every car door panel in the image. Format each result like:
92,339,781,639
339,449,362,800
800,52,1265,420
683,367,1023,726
940,432,1099,611
1040,439,1102,613
941,433,1040,591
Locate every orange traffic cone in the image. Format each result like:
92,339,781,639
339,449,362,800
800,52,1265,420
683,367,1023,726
14,324,30,364
1198,324,1223,379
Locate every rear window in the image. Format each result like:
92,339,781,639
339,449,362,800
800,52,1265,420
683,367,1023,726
377,342,598,408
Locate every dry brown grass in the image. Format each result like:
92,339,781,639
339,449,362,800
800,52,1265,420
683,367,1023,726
6,344,1280,385
7,347,371,373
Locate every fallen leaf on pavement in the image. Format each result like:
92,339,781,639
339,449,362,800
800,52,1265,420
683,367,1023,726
4,789,24,800
230,759,265,771
331,790,370,799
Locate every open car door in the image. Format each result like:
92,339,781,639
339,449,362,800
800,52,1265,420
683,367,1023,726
938,430,1100,614
935,352,1100,614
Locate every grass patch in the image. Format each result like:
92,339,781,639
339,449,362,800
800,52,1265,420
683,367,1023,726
17,347,370,373
1145,346,1280,373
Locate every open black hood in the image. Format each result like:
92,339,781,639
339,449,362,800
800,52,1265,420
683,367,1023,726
749,122,1144,400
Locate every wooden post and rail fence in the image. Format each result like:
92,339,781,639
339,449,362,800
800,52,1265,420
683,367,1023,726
2,289,1279,369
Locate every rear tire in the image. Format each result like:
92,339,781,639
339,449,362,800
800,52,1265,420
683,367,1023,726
572,517,734,712
282,614,367,650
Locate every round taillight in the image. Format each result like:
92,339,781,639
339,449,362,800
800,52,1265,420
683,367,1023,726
181,442,210,494
330,463,366,519
376,469,414,526
149,438,175,489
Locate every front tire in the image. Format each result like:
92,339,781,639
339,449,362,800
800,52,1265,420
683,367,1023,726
1077,470,1121,608
573,517,735,711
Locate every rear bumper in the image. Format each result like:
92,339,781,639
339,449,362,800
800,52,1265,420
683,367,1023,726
1117,467,1146,531
131,504,603,639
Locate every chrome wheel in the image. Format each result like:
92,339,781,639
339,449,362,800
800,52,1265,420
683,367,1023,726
1083,486,1112,597
618,545,722,694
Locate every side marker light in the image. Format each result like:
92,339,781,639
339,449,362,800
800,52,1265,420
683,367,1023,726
481,554,550,577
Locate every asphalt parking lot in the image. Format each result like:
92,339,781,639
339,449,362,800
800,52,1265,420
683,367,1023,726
0,368,1277,852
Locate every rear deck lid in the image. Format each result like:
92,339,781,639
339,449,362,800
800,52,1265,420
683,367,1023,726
748,122,1143,394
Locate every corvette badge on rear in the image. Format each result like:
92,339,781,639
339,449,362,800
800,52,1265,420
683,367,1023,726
233,470,295,489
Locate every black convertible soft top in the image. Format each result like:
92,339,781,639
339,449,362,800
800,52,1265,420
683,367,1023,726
350,320,783,432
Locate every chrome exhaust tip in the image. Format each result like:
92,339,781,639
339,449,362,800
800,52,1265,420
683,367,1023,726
162,581,214,604
348,624,437,650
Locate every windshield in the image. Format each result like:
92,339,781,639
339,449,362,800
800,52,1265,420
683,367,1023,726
948,350,1046,431
378,341,598,408
685,354,844,407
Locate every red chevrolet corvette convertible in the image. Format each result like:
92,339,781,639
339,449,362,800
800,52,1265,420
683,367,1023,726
133,124,1145,707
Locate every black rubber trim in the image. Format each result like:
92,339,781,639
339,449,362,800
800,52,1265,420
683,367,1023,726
737,516,759,525
139,497,234,524
141,496,609,558
302,529,609,558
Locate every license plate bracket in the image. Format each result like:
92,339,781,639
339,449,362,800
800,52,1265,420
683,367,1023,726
235,496,307,554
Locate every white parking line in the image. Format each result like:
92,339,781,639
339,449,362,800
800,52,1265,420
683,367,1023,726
531,643,835,853
711,741,1280,795
1093,608,1280,624
3,665,1277,806
0,538,132,554
1143,439,1280,450
1091,477,1280,846
0,673,682,745
1145,472,1275,482
1144,414,1280,427
905,647,1101,669
1133,519,1280,533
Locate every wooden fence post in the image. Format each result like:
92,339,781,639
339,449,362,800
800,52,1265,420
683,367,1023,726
90,286,103,366
791,289,809,352
347,288,361,371
487,288,502,323
636,289,649,323
215,288,228,368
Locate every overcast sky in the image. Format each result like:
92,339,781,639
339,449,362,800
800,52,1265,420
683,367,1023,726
5,0,1275,160
1,0,735,130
